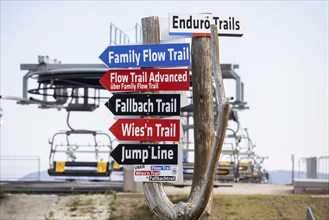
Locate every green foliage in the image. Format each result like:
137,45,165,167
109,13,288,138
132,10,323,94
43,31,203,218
110,194,329,220
0,185,5,199
105,190,117,199
133,200,156,220
212,194,329,220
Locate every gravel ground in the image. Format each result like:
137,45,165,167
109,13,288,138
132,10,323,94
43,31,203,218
0,194,115,220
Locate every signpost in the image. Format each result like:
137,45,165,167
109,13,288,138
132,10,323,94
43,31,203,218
110,144,178,165
169,13,244,37
99,43,190,68
105,94,181,116
99,68,190,92
109,118,180,142
99,17,192,185
99,15,242,219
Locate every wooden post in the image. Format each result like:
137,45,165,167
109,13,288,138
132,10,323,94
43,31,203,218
143,24,230,220
123,16,160,193
142,15,162,195
123,169,143,192
189,34,215,220
142,17,160,45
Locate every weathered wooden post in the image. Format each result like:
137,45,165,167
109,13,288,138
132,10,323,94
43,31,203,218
122,16,160,194
189,29,215,220
143,17,230,219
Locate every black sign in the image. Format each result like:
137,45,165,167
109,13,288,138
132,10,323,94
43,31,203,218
110,144,178,165
149,176,176,181
105,94,180,116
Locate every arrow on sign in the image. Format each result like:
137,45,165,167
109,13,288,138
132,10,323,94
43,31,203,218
105,94,181,116
109,118,180,141
99,68,190,92
110,144,178,165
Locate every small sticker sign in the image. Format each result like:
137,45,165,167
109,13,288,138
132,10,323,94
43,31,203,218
134,165,178,182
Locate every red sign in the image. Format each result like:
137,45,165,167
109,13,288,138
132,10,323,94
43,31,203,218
99,68,190,92
135,170,160,176
109,118,180,141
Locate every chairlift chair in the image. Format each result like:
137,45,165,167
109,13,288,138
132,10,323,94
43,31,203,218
48,129,114,177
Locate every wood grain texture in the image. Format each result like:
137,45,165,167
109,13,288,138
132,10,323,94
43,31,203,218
142,22,230,220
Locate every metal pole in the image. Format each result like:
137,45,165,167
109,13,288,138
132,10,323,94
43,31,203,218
291,154,294,184
110,24,112,45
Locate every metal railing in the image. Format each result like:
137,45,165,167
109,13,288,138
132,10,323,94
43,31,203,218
297,156,329,180
317,156,329,179
109,23,130,46
0,156,40,181
298,157,307,178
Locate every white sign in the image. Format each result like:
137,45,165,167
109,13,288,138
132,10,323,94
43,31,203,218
133,165,178,182
169,13,244,37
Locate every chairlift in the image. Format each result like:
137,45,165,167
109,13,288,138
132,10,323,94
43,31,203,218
48,129,113,177
252,156,269,183
48,112,114,177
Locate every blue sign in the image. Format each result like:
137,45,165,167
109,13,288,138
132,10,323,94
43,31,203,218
150,166,171,170
99,43,190,68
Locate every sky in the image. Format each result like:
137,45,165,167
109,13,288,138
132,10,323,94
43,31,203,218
0,1,328,175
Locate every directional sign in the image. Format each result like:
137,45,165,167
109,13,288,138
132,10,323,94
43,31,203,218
99,43,190,68
169,13,244,37
134,165,178,182
109,118,180,141
110,144,178,165
105,94,180,116
99,68,190,92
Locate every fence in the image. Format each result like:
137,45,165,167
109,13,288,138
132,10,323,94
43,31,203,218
317,156,329,179
298,156,329,180
0,156,40,181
